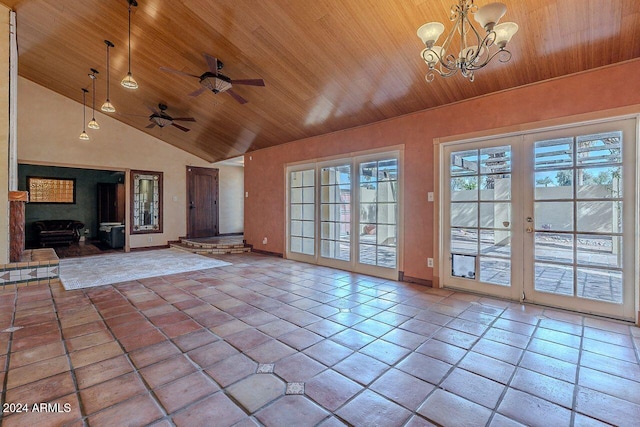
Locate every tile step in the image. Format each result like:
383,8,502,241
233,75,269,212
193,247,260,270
170,242,251,255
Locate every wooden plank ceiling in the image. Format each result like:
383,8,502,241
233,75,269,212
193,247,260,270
2,0,640,162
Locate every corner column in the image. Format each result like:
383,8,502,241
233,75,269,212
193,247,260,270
9,191,28,262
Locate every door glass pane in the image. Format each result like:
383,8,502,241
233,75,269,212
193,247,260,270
377,247,397,269
451,203,478,227
481,174,511,200
451,177,478,201
451,150,478,175
535,170,573,200
376,225,396,246
534,263,574,296
577,166,622,198
480,146,511,173
577,201,622,233
480,230,510,256
480,258,510,286
534,138,573,169
479,203,511,228
451,228,477,254
577,268,622,303
535,233,573,264
359,244,377,265
576,132,622,166
535,202,573,231
577,235,622,268
320,164,351,262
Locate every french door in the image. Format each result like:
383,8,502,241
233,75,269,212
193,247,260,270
287,151,401,280
442,118,637,320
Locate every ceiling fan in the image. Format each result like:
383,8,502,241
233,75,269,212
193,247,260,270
160,54,265,104
146,103,196,132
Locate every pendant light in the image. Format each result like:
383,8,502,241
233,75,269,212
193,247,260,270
121,0,138,89
101,40,116,113
88,68,100,129
79,89,90,140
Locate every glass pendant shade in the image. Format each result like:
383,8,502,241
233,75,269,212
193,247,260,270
121,72,138,89
494,22,519,48
102,40,116,113
101,101,115,113
417,22,445,47
474,2,507,30
88,69,100,129
80,88,89,141
121,1,138,90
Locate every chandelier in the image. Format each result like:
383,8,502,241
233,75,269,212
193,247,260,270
417,0,518,82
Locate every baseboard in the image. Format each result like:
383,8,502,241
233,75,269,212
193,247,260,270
131,244,170,252
218,232,244,237
399,271,432,287
248,246,283,258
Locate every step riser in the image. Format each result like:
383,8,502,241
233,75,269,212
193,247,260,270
171,243,250,255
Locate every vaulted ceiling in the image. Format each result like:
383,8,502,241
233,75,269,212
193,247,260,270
3,0,640,162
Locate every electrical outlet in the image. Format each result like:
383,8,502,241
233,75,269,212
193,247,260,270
148,236,153,243
262,237,268,245
428,192,434,202
245,191,249,198
427,258,434,268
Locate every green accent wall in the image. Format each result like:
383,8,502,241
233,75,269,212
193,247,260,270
18,164,124,244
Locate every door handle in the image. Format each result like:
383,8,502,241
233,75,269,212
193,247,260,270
526,227,533,233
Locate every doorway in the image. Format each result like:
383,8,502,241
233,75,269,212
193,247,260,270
441,118,637,320
286,150,402,280
187,166,219,238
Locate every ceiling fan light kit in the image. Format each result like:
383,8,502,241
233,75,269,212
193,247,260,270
101,40,116,113
146,103,196,132
160,53,265,105
79,88,90,140
121,0,139,89
417,0,518,82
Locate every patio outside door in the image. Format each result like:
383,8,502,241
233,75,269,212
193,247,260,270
442,118,636,320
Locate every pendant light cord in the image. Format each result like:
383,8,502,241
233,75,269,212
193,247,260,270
127,4,132,74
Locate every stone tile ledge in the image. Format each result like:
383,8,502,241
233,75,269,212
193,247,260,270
0,248,60,289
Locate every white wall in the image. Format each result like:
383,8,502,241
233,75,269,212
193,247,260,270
17,77,243,247
213,164,244,234
0,6,10,263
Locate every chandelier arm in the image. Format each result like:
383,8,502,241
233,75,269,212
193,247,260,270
465,47,511,71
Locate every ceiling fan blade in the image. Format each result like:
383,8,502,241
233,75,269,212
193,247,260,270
188,87,208,97
159,67,200,79
171,123,191,132
231,78,265,87
145,105,160,115
172,117,196,122
145,123,157,129
203,54,218,75
226,88,248,104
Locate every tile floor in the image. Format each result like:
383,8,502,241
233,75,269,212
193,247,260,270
1,252,639,427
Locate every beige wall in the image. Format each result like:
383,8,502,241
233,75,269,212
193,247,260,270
0,6,10,263
244,60,640,286
16,77,222,248
213,164,244,234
